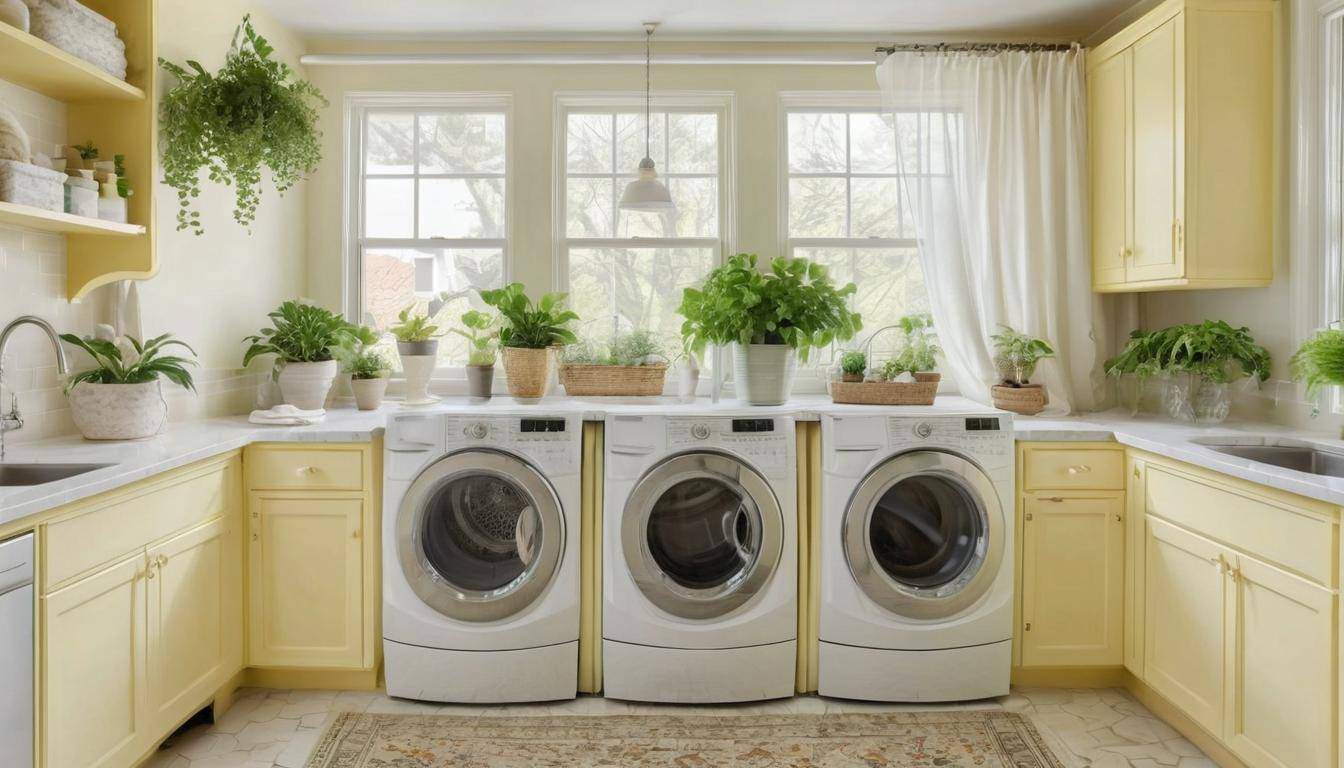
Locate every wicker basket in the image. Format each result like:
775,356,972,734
559,363,667,396
501,346,553,399
831,372,940,406
992,383,1048,415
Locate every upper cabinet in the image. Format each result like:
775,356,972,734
1088,0,1277,293
0,0,158,301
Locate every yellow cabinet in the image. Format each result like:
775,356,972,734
247,493,367,668
1088,0,1276,292
1020,494,1125,667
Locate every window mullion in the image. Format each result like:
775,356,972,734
411,112,421,240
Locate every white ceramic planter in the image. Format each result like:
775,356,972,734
351,377,389,411
733,344,797,406
68,380,168,440
276,359,337,410
398,340,440,406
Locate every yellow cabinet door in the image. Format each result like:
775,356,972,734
1123,458,1146,677
42,553,148,768
1089,47,1131,288
1020,494,1125,667
1129,14,1183,283
1223,553,1334,768
1144,516,1226,739
146,517,239,734
248,493,365,668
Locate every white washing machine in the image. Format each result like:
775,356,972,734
603,414,797,703
818,404,1014,702
382,410,582,703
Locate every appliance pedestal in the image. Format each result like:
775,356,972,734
818,639,1011,702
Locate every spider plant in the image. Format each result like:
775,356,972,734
60,333,198,393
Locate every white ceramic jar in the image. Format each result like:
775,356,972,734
68,380,168,440
276,359,337,410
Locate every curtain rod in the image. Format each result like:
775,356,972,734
300,52,879,66
876,42,1078,54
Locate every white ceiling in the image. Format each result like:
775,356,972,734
256,0,1139,41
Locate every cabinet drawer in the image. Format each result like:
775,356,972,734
247,447,365,491
1022,447,1124,490
43,461,233,590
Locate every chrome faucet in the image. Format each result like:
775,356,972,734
0,316,70,460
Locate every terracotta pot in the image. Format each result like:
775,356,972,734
501,346,553,399
733,344,797,406
351,377,389,410
68,380,168,440
276,359,337,410
466,364,494,398
841,372,864,383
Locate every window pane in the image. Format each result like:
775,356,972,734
366,113,414,174
362,247,504,368
567,177,615,238
668,177,718,237
365,178,414,237
850,113,898,173
667,113,718,173
568,247,715,349
418,113,506,173
418,178,505,238
796,246,929,363
788,177,847,237
617,189,673,239
616,112,667,174
567,113,614,173
851,178,901,238
788,113,846,173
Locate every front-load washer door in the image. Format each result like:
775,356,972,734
843,450,1003,621
398,449,564,623
623,451,783,620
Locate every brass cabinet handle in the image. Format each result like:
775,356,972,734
1041,496,1065,503
1024,512,1034,521
156,555,168,569
1066,465,1091,475
296,465,319,476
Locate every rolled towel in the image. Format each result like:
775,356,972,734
249,404,327,426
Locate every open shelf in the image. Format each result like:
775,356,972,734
0,201,144,236
0,22,144,102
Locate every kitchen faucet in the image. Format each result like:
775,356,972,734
0,316,70,461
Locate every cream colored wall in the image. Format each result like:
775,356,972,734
302,42,882,309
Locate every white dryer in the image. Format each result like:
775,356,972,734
603,414,797,703
818,404,1014,702
382,410,582,703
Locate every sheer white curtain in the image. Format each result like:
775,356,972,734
877,48,1110,414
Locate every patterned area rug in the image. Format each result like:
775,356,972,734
305,711,1066,767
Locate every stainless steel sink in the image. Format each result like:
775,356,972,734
1205,445,1344,477
0,463,113,487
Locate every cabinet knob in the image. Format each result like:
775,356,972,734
1024,512,1034,521
296,465,318,476
1066,464,1091,475
1024,622,1032,632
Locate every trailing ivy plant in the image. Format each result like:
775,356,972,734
159,15,326,235
678,253,862,362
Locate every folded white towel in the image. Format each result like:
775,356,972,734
249,404,326,426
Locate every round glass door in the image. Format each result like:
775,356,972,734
397,450,562,622
844,450,1003,620
623,452,782,620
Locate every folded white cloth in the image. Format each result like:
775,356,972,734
249,404,326,426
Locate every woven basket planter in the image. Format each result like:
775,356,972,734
501,346,553,399
831,372,940,406
560,363,667,396
992,383,1048,415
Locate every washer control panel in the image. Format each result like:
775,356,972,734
444,416,578,471
668,416,792,471
887,415,1012,466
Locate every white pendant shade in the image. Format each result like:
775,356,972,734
619,158,676,211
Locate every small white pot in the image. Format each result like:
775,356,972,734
676,354,700,402
351,377,389,411
68,380,168,441
733,344,797,406
276,359,337,410
400,355,439,405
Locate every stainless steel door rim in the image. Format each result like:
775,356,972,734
842,450,1004,620
622,450,783,620
397,449,564,622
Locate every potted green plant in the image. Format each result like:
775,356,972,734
158,15,326,235
479,283,579,399
559,329,669,396
989,325,1055,415
242,300,350,410
891,313,941,382
390,306,443,406
451,309,498,399
838,350,867,383
1291,328,1344,413
334,324,390,410
60,333,197,440
679,253,861,405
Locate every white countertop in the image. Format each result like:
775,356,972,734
6,395,1344,531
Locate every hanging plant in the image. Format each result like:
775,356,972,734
158,15,326,235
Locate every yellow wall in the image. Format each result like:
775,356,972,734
301,41,883,307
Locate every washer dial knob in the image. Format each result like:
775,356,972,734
465,422,489,439
690,423,712,440
914,422,933,439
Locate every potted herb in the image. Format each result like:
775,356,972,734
891,313,940,382
989,325,1055,415
390,306,442,406
243,300,350,410
479,283,580,399
679,253,861,405
158,15,326,235
61,333,197,440
334,324,390,410
559,329,669,396
451,309,498,399
838,350,867,383
1291,329,1344,410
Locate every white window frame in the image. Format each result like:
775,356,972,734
552,91,735,352
343,92,514,372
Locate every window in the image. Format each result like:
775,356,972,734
557,95,730,351
783,100,936,368
348,96,510,369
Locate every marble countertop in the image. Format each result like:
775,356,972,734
7,394,1344,532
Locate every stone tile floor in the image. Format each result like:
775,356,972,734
141,686,1214,768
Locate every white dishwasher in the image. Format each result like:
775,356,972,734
0,533,33,768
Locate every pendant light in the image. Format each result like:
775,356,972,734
619,22,677,213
